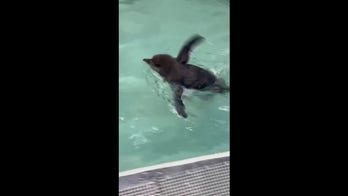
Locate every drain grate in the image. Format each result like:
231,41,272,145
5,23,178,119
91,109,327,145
119,152,230,196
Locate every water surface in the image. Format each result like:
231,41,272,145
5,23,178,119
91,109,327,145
119,0,230,172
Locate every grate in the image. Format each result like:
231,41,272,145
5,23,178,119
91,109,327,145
119,152,230,196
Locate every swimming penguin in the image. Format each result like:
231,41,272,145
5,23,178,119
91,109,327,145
143,34,229,118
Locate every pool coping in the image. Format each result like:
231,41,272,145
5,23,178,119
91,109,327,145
119,151,230,191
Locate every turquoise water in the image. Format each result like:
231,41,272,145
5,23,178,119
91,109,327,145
119,0,230,172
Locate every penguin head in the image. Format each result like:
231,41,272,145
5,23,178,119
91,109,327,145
143,54,178,77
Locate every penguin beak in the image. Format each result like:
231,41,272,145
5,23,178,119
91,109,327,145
143,58,159,72
143,58,151,64
143,58,155,67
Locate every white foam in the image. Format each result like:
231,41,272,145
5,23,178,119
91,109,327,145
218,105,229,112
185,127,193,131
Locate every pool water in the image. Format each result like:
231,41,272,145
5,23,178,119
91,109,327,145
119,0,230,172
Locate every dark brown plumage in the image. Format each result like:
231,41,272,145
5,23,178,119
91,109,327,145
143,34,229,118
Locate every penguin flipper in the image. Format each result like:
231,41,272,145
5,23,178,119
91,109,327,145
176,34,205,64
171,84,187,118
